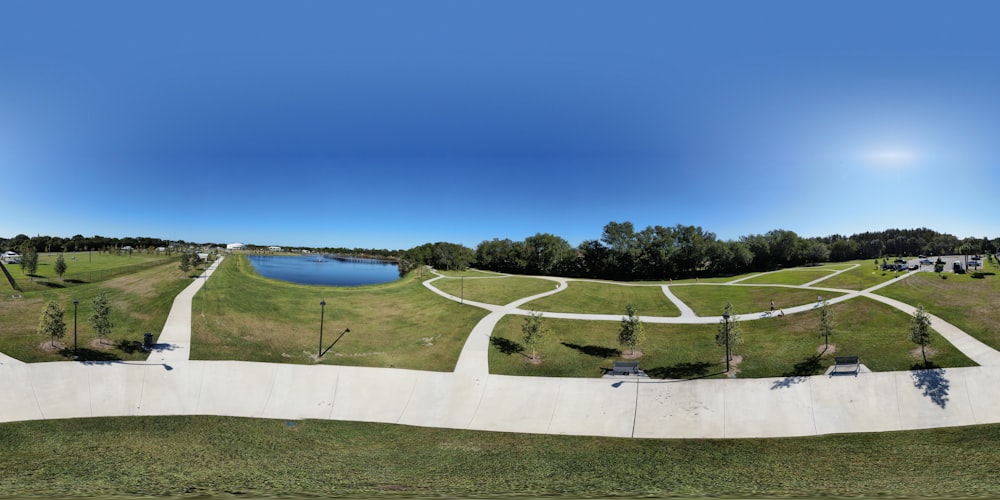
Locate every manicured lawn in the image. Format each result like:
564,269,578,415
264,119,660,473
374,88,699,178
876,268,1000,351
0,416,997,498
0,261,193,362
668,284,844,316
429,275,558,305
190,256,488,370
522,280,681,316
5,251,178,291
821,259,912,290
738,267,840,286
489,296,975,378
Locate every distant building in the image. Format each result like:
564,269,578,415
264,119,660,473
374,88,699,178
268,246,282,252
227,243,246,251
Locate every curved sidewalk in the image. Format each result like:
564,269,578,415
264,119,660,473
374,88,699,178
2,266,1000,439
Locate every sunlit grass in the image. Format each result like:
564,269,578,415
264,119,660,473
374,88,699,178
668,284,844,316
191,256,488,370
522,280,681,316
430,275,557,305
490,296,975,378
876,264,1000,351
2,416,996,498
0,261,192,362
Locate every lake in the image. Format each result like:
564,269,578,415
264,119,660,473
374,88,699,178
247,255,399,286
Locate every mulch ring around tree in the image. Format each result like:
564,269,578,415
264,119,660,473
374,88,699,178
38,340,67,353
621,350,643,360
723,354,743,378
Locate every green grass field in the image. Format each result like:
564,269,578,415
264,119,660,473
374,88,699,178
876,267,1000,351
0,260,193,362
522,280,682,315
430,275,558,304
489,296,974,378
0,416,997,498
190,256,488,370
5,251,179,291
668,284,844,316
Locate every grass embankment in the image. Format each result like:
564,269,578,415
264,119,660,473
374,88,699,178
430,275,557,305
490,296,975,378
191,256,488,370
738,265,848,286
876,264,1000,351
0,416,997,498
523,280,682,316
0,258,192,362
5,251,179,292
821,259,915,290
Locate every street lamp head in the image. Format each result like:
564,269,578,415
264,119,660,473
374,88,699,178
345,328,350,333
320,300,326,306
74,299,79,305
723,312,729,320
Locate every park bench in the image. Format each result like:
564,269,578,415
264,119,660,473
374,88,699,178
832,355,860,375
608,361,640,376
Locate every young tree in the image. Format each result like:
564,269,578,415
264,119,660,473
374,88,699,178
521,310,549,362
54,254,68,280
20,246,38,276
819,300,834,350
89,291,114,345
618,303,645,357
179,252,191,273
716,301,744,371
909,305,933,364
38,300,66,348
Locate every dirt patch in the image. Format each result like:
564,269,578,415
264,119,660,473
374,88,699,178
621,350,643,360
723,354,743,378
818,343,837,355
523,354,543,365
38,340,66,352
89,338,115,350
911,346,938,359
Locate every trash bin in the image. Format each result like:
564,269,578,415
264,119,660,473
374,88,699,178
143,332,154,350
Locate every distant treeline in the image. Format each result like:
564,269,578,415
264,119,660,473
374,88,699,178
398,222,999,280
0,234,403,260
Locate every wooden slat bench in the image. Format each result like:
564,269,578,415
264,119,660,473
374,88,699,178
832,355,860,375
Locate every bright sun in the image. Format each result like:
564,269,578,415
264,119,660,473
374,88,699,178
864,149,919,168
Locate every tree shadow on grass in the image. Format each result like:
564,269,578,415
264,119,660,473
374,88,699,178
60,347,121,363
772,354,824,389
490,337,524,355
35,281,66,289
560,342,620,359
646,361,717,380
116,339,146,354
911,361,949,408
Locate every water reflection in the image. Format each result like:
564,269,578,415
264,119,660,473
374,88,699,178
248,255,398,286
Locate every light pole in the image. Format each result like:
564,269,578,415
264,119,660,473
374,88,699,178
318,299,326,358
73,299,79,355
461,276,464,304
722,312,731,372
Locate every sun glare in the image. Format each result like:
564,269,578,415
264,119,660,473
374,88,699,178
864,149,918,168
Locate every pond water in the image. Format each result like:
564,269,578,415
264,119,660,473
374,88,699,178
247,255,399,286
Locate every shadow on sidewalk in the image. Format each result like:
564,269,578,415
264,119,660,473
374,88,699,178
771,354,824,389
911,362,949,408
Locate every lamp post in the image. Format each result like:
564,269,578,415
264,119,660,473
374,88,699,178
73,299,79,355
461,276,464,304
722,312,731,372
318,299,326,358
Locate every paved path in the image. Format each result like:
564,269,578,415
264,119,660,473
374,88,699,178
2,265,1000,439
147,257,224,363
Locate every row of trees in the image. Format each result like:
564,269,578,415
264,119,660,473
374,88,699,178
520,301,936,370
37,291,114,349
399,222,998,281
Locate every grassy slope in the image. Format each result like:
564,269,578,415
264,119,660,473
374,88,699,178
876,267,1000,351
430,275,557,305
669,284,843,316
490,296,975,378
0,260,192,362
191,256,488,370
0,416,997,498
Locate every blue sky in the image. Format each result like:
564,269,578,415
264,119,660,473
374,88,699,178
2,1,998,249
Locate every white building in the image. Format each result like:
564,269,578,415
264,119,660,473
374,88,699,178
268,246,282,252
227,243,246,251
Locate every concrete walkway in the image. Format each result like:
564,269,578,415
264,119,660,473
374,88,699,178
2,265,1000,439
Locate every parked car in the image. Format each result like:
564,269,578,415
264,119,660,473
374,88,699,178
953,261,965,274
919,259,933,265
908,264,919,270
